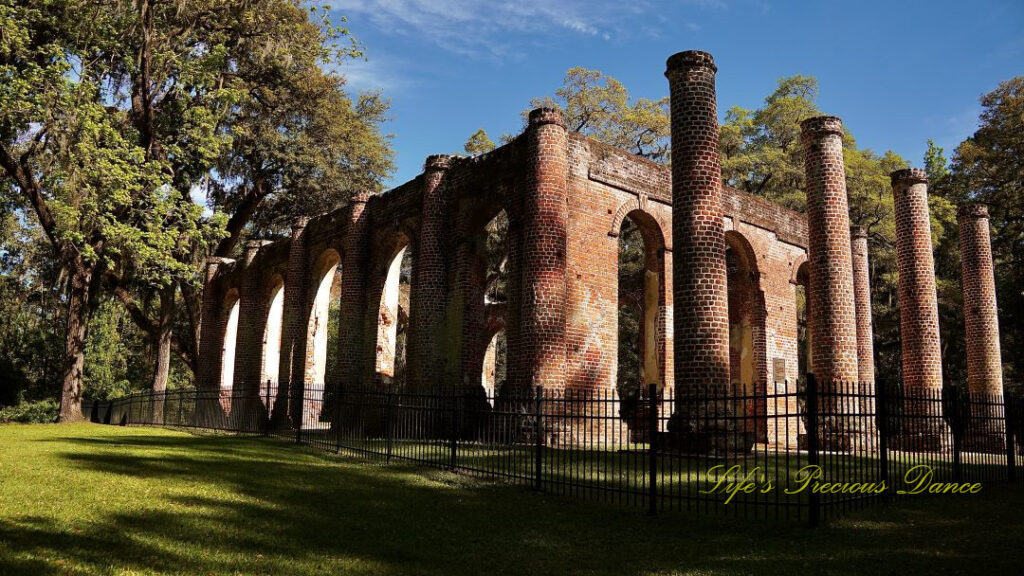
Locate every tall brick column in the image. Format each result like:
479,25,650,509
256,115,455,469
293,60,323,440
235,241,270,400
509,108,568,394
275,217,309,428
664,51,730,395
891,168,945,450
337,194,372,392
197,258,234,392
800,116,860,384
196,257,233,424
959,203,1004,451
408,155,452,391
801,116,860,449
850,227,875,408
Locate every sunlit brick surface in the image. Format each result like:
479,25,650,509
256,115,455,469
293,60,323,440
800,116,859,385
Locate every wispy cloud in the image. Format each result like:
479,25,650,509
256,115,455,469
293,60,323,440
329,0,706,59
338,53,415,94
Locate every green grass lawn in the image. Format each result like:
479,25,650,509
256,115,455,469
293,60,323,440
1,424,1022,575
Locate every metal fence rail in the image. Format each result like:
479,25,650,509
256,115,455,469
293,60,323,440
83,376,1023,526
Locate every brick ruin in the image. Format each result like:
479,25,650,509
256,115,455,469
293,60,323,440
196,51,1004,448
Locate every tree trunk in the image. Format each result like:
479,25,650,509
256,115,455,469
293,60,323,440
151,284,175,422
58,263,95,422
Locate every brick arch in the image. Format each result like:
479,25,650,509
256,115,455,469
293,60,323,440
793,258,812,378
369,231,412,386
790,254,808,285
724,230,769,437
614,207,670,401
260,274,285,403
302,249,341,426
608,196,671,250
220,288,241,411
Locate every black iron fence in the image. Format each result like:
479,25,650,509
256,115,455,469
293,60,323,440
84,376,1023,526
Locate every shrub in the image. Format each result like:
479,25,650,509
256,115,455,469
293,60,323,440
0,399,59,423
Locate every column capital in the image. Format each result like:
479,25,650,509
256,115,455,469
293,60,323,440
527,107,566,130
850,225,869,240
800,115,843,139
958,202,989,220
665,50,717,76
890,168,928,187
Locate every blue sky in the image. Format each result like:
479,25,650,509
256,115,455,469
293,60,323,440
328,0,1024,187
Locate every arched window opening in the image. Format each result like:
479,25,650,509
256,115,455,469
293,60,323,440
377,243,412,387
725,232,766,398
616,212,666,435
482,329,506,404
480,210,508,399
305,250,341,428
220,290,240,413
795,261,812,378
261,278,285,407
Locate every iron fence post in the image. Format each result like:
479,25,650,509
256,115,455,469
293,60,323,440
806,373,820,527
264,380,271,436
295,388,303,445
877,378,890,498
386,385,394,463
450,385,458,470
953,389,964,483
535,386,544,491
648,382,658,516
1006,395,1016,482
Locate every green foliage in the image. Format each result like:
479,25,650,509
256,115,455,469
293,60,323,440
945,77,1024,390
83,300,149,400
529,68,670,162
464,129,495,155
0,397,58,423
924,139,950,182
1,0,394,407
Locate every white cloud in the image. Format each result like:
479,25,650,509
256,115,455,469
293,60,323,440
329,0,681,59
338,53,415,94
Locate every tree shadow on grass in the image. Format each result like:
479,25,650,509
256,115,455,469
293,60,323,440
2,430,1023,575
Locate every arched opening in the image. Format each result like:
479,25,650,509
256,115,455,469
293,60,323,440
616,211,667,430
726,232,761,393
482,329,506,404
309,250,342,385
220,289,240,413
479,210,508,400
376,241,412,387
305,250,341,427
725,231,767,441
795,261,812,377
261,277,285,408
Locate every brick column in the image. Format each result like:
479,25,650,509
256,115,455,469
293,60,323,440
275,217,309,428
235,241,270,400
337,194,372,392
196,257,233,424
959,203,1004,451
197,258,232,392
408,155,452,391
664,51,730,395
801,116,860,449
800,116,859,384
850,227,875,406
891,168,945,450
508,107,568,394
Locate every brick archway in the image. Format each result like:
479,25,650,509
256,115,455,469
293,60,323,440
261,275,285,408
614,207,670,401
